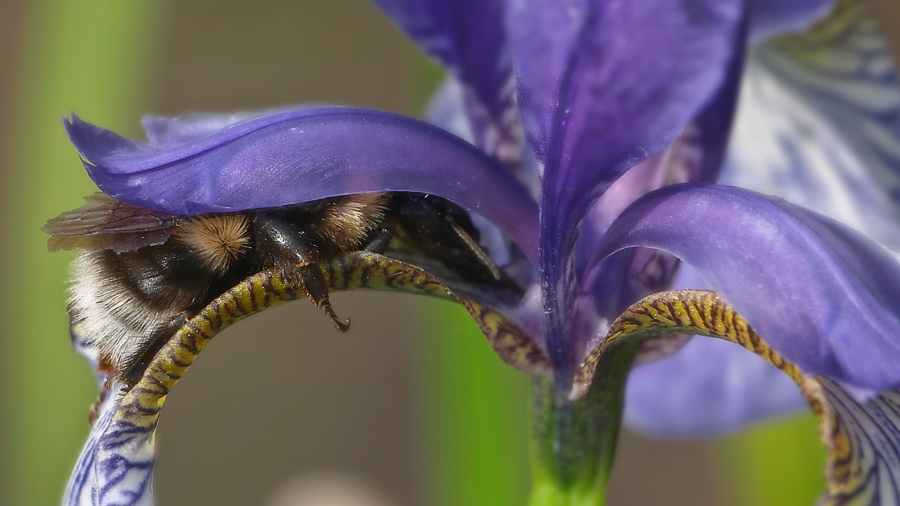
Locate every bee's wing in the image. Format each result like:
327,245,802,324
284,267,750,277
43,192,186,252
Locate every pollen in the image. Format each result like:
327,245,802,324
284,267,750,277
176,214,250,272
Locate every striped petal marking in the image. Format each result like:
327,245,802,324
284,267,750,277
576,289,900,506
65,251,549,506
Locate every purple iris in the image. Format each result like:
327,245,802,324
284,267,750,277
61,0,900,504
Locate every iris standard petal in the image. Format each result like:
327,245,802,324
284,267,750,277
595,183,900,392
504,0,581,162
65,107,539,263
369,0,520,162
526,0,745,383
538,9,745,384
533,0,744,221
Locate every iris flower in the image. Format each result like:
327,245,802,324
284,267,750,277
52,0,900,505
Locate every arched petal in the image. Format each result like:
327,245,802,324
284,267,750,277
64,107,538,263
594,183,900,391
66,252,549,506
368,0,520,162
581,290,900,505
578,38,745,309
623,265,806,435
623,0,900,438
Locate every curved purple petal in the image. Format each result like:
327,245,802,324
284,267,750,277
748,0,834,40
595,183,900,391
65,107,538,263
578,28,745,287
624,2,899,435
369,0,520,163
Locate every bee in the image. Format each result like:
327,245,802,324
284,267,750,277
44,192,508,388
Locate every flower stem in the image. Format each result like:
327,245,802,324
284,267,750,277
528,342,638,506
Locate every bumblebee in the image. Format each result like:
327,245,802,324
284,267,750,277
44,192,506,387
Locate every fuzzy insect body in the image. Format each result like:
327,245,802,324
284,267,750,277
45,192,503,386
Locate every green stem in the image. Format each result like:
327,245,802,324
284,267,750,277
529,342,638,506
417,299,530,506
720,413,825,506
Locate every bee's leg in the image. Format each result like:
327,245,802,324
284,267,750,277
292,263,350,332
444,218,501,281
119,313,189,389
361,228,392,254
252,213,350,332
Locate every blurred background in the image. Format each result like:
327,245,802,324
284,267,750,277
0,1,897,505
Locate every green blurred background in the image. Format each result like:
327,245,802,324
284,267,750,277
0,1,897,505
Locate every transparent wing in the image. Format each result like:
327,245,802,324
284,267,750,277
43,192,185,252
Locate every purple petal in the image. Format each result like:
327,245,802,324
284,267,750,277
369,0,520,162
748,0,834,40
625,1,900,437
504,0,581,163
141,111,259,146
65,107,538,263
577,36,744,284
581,69,742,320
595,183,900,391
525,0,745,382
580,53,743,410
536,0,744,229
515,0,744,207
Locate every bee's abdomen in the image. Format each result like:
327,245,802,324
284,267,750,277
68,243,217,377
